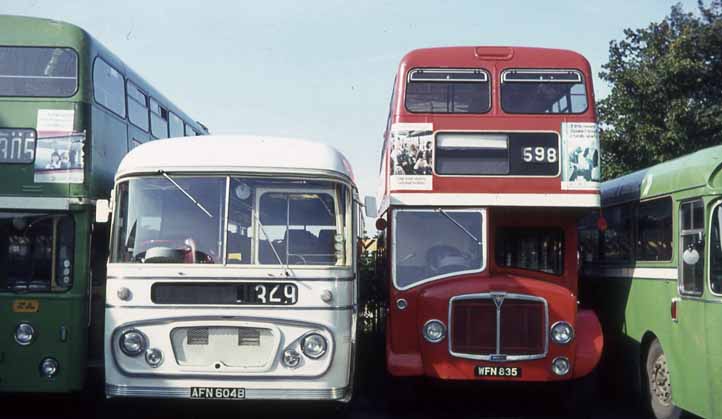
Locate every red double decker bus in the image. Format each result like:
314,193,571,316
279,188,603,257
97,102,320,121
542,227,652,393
367,46,603,395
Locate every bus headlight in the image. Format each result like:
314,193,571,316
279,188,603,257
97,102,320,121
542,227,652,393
145,348,163,368
39,357,59,378
550,321,574,345
283,349,301,368
301,333,327,359
422,319,446,343
552,356,570,376
119,330,146,356
15,323,35,346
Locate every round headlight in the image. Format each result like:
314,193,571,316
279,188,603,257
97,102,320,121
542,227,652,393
301,333,327,359
39,357,59,378
15,323,35,346
551,321,574,345
119,330,147,356
145,348,163,368
422,319,446,343
283,349,301,368
552,356,570,376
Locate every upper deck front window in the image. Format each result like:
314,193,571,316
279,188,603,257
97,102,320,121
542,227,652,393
111,176,349,267
393,209,485,289
0,47,78,97
405,68,490,114
501,69,587,114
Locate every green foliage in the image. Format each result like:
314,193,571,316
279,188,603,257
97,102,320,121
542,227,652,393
598,1,722,179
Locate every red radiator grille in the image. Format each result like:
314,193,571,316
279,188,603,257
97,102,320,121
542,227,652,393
499,300,545,355
451,299,496,354
450,296,546,357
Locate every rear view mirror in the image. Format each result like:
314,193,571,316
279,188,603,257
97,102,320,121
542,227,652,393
364,196,377,218
95,199,111,223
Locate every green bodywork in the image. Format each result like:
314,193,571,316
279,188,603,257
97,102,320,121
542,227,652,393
581,145,722,418
0,15,206,393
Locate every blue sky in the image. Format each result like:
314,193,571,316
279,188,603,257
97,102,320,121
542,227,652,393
3,0,701,206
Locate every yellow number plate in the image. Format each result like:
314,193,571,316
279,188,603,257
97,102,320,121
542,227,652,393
12,300,40,313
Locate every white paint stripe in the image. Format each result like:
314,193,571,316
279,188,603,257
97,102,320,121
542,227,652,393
0,196,88,210
389,193,599,208
589,267,678,280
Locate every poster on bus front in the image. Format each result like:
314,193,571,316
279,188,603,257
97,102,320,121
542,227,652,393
560,122,600,190
389,122,434,191
33,109,85,184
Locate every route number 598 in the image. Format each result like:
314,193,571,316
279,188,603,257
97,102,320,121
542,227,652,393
522,147,557,163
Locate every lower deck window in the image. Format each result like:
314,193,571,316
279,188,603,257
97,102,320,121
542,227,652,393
495,227,564,275
0,213,74,292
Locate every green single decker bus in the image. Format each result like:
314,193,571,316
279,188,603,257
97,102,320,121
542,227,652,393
0,15,208,393
580,145,722,419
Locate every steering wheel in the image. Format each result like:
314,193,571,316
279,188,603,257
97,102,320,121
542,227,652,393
427,245,472,274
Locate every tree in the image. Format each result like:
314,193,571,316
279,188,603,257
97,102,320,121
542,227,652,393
598,1,722,179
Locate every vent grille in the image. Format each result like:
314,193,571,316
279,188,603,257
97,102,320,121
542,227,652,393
187,327,209,345
238,328,261,346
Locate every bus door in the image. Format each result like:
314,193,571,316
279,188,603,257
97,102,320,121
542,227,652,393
668,198,708,414
705,200,722,418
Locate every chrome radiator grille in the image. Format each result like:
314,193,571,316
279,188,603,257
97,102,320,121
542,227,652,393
449,293,548,361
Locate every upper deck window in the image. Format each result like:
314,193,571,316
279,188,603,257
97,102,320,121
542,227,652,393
0,47,77,97
93,57,126,117
405,68,490,114
501,69,587,114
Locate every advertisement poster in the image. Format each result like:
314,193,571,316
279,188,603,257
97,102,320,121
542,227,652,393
33,109,84,184
560,122,600,190
389,122,434,190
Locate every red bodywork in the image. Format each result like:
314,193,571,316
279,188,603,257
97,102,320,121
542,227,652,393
379,46,603,382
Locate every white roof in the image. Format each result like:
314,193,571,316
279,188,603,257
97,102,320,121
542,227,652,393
116,135,355,183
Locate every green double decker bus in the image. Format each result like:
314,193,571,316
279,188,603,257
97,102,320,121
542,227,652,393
580,145,722,419
0,15,208,393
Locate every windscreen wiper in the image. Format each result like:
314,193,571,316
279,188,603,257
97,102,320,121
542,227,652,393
435,208,482,246
159,170,212,218
255,213,292,277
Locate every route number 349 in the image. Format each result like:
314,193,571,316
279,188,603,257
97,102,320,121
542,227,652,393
522,147,557,163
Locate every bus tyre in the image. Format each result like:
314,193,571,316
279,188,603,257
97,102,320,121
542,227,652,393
644,339,681,419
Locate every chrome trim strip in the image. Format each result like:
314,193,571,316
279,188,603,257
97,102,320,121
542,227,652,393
106,384,349,400
448,292,549,362
106,275,355,282
106,304,355,310
584,267,678,280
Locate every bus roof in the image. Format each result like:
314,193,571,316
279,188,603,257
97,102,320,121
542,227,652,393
399,46,591,69
116,135,355,183
601,144,722,206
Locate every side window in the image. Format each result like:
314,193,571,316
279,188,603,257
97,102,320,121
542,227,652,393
93,58,126,117
150,98,169,139
126,82,149,131
636,197,673,261
680,200,705,295
601,204,634,262
169,112,184,138
710,204,722,294
578,210,600,263
184,123,196,137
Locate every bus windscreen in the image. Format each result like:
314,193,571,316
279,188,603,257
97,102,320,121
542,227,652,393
0,47,78,97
